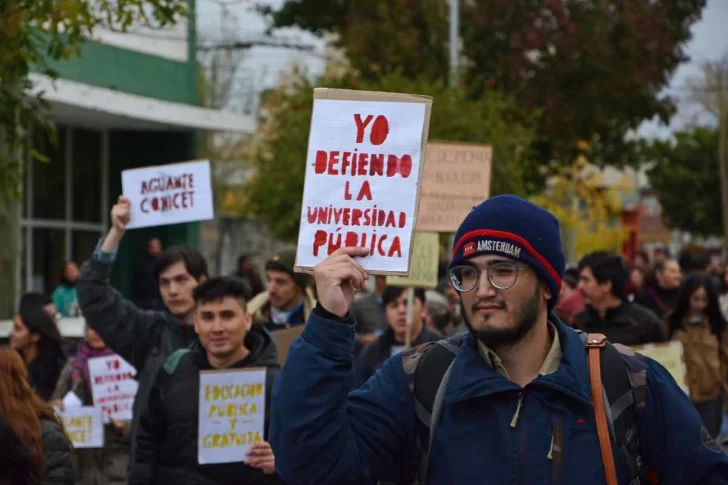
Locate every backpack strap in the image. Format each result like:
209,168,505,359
409,335,462,484
162,348,190,375
585,333,619,485
579,332,649,485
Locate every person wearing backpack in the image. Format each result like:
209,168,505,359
270,194,728,485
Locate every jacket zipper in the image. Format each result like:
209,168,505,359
510,392,524,427
511,391,525,485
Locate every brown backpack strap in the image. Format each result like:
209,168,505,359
586,333,619,485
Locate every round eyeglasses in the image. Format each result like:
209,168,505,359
448,261,527,292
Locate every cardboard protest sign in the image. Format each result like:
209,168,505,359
270,326,305,367
198,368,267,464
88,355,138,421
631,341,688,394
295,88,433,275
122,160,214,229
416,142,492,232
386,232,440,289
60,406,104,449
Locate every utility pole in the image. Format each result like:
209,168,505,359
449,0,460,88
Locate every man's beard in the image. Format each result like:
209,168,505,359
463,284,541,348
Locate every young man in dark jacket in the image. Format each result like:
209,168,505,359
353,286,437,388
574,251,666,345
270,195,728,484
130,277,281,485
77,196,208,467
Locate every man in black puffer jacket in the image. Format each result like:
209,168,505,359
78,196,209,468
130,277,282,485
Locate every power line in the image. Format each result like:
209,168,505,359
198,37,317,53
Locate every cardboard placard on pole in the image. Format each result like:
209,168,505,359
404,287,415,349
630,341,688,395
270,326,306,367
294,88,433,276
386,232,440,290
416,142,492,233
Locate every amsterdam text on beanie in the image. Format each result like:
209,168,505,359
448,194,566,312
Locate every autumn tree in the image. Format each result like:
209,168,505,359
0,0,187,317
533,154,628,263
643,127,722,237
242,70,535,243
262,0,705,183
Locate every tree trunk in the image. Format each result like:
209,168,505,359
0,128,23,320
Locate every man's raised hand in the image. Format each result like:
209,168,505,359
313,247,370,318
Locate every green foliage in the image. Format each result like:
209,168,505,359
242,70,536,243
262,0,706,182
643,127,721,237
0,0,188,203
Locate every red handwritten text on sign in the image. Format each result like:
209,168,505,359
88,355,138,421
139,173,195,214
306,113,413,258
297,97,427,272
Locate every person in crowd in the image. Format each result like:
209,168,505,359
233,254,265,298
247,248,314,332
20,292,60,324
131,237,164,311
424,289,458,337
626,265,647,301
9,305,66,401
353,286,437,388
0,414,43,485
633,249,650,270
438,276,465,334
574,251,665,345
636,257,683,319
0,348,73,485
52,325,130,485
350,275,388,351
720,266,728,322
652,246,669,264
666,275,728,439
52,261,81,318
553,267,585,326
270,195,728,484
77,195,209,468
130,277,281,485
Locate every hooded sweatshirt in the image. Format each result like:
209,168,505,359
130,325,282,485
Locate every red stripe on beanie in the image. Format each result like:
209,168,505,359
452,229,562,287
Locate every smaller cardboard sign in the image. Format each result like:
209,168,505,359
270,326,305,367
631,341,688,394
416,142,492,233
88,355,139,421
295,88,433,275
60,406,104,449
122,160,214,229
198,368,267,465
386,232,440,289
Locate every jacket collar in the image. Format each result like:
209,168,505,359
445,316,592,407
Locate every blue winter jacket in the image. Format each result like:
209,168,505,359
270,308,728,484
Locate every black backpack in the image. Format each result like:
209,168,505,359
404,331,650,485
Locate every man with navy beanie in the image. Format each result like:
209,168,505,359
270,195,728,485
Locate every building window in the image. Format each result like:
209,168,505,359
23,125,108,294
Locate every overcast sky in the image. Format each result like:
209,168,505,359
197,0,728,139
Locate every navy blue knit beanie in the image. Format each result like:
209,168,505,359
449,195,565,311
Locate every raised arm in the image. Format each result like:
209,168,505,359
270,248,416,485
77,196,159,371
